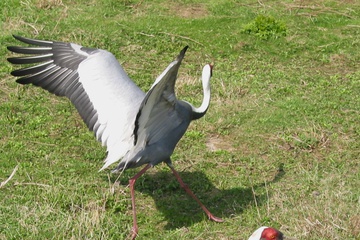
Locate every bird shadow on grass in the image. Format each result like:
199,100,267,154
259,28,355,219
110,164,285,230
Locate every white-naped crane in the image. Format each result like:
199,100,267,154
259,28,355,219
7,35,222,239
248,226,284,240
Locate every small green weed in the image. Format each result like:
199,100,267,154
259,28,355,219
242,15,287,40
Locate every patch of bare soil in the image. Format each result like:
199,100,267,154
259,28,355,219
169,3,209,19
319,53,357,76
349,215,360,237
206,134,234,152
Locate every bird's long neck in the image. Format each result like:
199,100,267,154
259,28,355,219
191,65,212,120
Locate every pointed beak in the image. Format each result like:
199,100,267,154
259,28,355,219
177,46,189,61
209,63,214,77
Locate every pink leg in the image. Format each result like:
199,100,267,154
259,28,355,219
167,164,223,223
129,164,152,240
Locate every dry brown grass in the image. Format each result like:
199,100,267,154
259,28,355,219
36,0,63,9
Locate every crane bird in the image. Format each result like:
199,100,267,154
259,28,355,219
7,35,223,239
248,226,284,240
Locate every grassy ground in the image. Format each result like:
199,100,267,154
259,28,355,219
0,0,359,239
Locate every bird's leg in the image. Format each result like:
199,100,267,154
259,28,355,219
128,164,152,240
166,163,223,223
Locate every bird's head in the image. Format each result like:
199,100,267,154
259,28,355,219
202,64,213,85
248,226,284,240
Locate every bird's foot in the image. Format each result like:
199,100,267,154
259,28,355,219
130,226,138,240
208,214,224,223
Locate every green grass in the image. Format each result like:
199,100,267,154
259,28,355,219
1,0,359,239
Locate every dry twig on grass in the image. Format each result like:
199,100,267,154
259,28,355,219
14,182,51,188
282,3,354,19
159,32,204,46
0,165,19,188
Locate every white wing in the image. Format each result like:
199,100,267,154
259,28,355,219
7,35,145,170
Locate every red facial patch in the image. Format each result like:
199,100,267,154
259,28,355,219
261,227,283,240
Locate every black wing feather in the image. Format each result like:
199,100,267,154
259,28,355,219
11,61,54,76
7,35,99,132
7,54,53,64
7,46,53,55
13,35,53,46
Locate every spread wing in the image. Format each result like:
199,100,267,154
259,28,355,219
7,35,145,170
134,46,189,147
